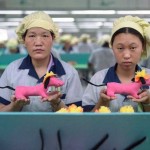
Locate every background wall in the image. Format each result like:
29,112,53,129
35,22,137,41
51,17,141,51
0,0,150,39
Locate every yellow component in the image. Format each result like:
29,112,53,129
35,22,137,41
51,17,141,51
135,69,150,82
68,104,83,112
119,105,135,113
95,106,111,113
57,108,68,113
43,71,56,83
56,104,83,113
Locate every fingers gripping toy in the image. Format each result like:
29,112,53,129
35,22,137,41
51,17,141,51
0,71,64,99
83,69,150,99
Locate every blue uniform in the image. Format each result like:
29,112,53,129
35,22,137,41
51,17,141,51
82,64,150,112
0,54,83,112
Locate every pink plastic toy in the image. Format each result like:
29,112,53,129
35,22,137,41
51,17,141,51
83,69,150,99
106,82,145,98
0,71,64,99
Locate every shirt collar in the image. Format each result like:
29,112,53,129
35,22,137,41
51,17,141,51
48,54,66,76
47,54,54,71
19,54,66,80
103,63,142,84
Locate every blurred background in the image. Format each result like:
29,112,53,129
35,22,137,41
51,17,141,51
0,0,150,80
0,0,150,39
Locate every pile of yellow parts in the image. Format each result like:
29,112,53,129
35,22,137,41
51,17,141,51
119,105,135,113
95,105,135,113
57,104,83,113
57,105,135,113
95,106,111,113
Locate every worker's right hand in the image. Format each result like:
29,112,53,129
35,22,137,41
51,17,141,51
11,95,30,110
100,88,116,102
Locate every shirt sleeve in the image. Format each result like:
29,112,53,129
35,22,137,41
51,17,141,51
0,65,14,104
82,71,106,110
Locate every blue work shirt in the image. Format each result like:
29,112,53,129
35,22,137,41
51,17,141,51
0,54,83,112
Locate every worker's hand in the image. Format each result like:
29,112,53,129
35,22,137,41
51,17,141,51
100,88,116,102
42,91,62,103
11,95,30,110
127,89,150,104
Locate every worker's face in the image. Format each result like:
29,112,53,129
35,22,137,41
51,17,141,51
24,27,54,60
112,33,143,70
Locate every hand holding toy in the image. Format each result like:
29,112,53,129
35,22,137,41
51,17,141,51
0,71,64,99
83,69,150,99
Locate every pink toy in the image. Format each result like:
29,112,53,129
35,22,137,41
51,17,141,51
0,71,64,99
106,82,144,98
83,69,150,99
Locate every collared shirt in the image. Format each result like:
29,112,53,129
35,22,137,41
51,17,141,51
82,64,150,112
47,54,54,71
0,54,83,112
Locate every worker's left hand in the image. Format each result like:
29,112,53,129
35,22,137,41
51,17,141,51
127,89,150,104
42,91,62,102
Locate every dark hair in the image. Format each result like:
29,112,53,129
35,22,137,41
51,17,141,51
102,41,109,48
110,27,145,48
22,30,27,41
50,31,55,39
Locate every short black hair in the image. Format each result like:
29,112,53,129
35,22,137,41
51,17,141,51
110,27,145,48
102,41,109,48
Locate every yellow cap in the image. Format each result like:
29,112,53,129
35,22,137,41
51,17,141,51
111,15,150,58
79,34,90,42
6,39,18,49
71,36,79,45
16,11,59,43
98,34,110,46
60,34,72,43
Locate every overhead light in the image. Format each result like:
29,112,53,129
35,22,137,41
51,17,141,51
62,28,79,33
0,10,23,14
24,11,35,14
76,18,107,22
108,18,117,21
117,10,150,14
24,10,69,15
0,29,8,41
0,22,19,26
78,25,99,29
53,18,74,22
57,23,77,29
7,18,23,22
103,22,113,27
71,10,116,15
1,10,150,16
45,11,69,15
